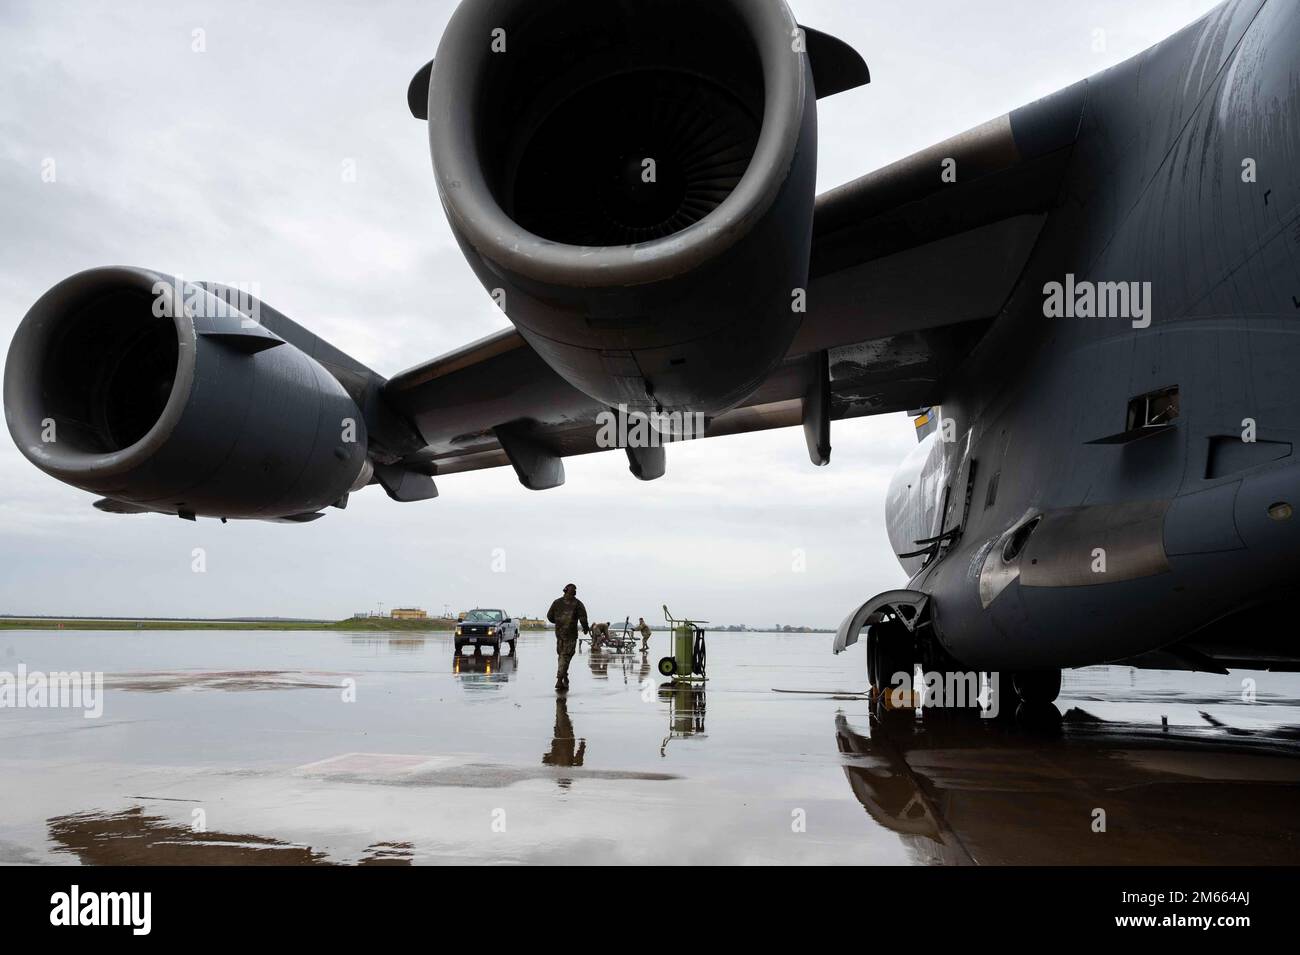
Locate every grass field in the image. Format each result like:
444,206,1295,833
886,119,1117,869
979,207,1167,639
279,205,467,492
0,617,443,632
0,615,557,632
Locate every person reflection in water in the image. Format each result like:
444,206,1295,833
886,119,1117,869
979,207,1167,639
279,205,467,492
541,696,586,789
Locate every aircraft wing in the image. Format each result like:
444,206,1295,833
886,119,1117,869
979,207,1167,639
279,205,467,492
383,82,1086,489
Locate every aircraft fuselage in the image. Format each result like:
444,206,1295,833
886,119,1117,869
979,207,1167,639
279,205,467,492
886,0,1300,672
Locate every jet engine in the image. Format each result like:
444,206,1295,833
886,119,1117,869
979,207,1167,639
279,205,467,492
425,0,826,415
3,267,371,521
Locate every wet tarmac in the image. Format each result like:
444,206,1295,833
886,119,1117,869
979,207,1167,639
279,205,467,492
1,629,1298,865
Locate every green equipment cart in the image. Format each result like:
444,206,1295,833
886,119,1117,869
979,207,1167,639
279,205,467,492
656,605,707,684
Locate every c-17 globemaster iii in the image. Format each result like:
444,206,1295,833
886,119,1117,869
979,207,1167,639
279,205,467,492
5,0,1298,704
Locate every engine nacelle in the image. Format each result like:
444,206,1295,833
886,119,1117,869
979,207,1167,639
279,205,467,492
4,267,370,521
427,0,820,415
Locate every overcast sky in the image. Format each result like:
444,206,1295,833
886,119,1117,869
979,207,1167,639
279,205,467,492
0,0,1223,627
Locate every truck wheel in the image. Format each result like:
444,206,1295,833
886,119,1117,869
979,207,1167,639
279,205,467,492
509,639,517,655
454,641,464,654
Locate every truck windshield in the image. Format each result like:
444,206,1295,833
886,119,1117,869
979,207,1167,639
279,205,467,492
464,610,503,622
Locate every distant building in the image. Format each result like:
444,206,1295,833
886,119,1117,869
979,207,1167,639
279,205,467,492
390,608,428,620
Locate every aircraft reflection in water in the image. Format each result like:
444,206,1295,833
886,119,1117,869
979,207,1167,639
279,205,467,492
835,707,1300,865
46,807,413,866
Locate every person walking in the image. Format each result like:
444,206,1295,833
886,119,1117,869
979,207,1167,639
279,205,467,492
637,616,653,652
547,583,589,691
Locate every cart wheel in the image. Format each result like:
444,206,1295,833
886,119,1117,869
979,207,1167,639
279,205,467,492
657,656,677,677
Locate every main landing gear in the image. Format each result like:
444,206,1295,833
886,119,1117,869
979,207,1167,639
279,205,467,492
866,621,1062,709
1010,669,1061,705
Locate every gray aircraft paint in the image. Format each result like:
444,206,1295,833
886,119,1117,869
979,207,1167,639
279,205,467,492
881,0,1300,672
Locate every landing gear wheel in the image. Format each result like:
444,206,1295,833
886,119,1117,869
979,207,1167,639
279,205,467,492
920,636,978,710
1011,669,1062,705
657,657,677,677
1015,700,1063,731
870,622,915,697
866,630,879,690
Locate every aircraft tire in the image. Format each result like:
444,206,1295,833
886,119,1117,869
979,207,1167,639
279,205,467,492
1011,669,1062,705
920,635,980,709
871,622,915,696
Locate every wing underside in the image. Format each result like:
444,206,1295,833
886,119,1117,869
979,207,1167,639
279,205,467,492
384,84,1085,486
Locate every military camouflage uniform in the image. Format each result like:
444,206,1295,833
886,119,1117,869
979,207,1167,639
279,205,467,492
590,622,610,649
547,594,588,686
638,620,653,652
